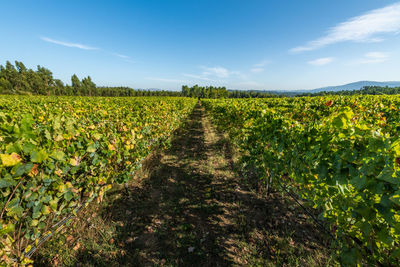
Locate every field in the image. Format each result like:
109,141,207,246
0,95,399,266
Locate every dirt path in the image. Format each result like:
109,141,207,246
41,104,334,266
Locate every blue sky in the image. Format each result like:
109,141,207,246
2,0,400,91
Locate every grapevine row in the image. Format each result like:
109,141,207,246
0,96,196,265
202,95,400,265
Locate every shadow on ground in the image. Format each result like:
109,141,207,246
68,104,333,266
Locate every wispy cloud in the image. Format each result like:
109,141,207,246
183,66,242,81
253,60,270,67
41,36,98,50
182,73,213,81
359,51,389,64
112,53,130,59
291,2,400,52
308,57,334,66
145,77,188,83
250,67,264,73
201,66,231,78
249,60,270,73
41,36,135,63
112,53,135,63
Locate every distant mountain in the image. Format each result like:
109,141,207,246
309,81,400,93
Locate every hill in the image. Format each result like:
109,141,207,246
309,81,400,92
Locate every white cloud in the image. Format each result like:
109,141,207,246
360,51,389,64
291,2,400,52
308,57,334,66
201,66,231,78
183,66,242,81
41,36,98,50
250,67,264,73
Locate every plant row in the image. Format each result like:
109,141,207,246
202,95,400,265
0,96,196,265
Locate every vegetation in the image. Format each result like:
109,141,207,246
181,85,228,98
202,96,400,266
1,61,400,265
299,86,400,97
34,104,335,266
228,90,279,98
181,86,282,98
0,96,196,265
0,61,181,97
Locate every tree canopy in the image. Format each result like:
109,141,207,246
0,61,181,97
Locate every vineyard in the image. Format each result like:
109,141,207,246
0,96,196,265
0,94,399,266
202,95,400,265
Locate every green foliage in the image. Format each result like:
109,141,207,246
202,95,400,266
181,85,228,98
300,85,400,97
0,60,182,97
0,95,196,264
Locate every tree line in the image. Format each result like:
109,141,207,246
298,86,400,97
181,85,228,98
3,60,398,98
0,61,180,97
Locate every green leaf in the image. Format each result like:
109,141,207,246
7,205,24,217
86,143,97,153
7,197,20,209
22,142,36,154
0,176,16,188
0,223,15,235
38,222,46,229
32,205,42,219
377,166,399,184
93,133,102,140
377,228,393,245
13,163,34,177
41,205,51,215
30,149,48,163
49,198,58,210
389,191,400,206
64,191,74,201
350,175,367,190
54,117,61,130
50,150,65,161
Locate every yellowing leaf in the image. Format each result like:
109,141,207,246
93,133,102,140
86,144,97,153
0,153,22,167
108,144,116,151
28,164,39,177
69,158,79,166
